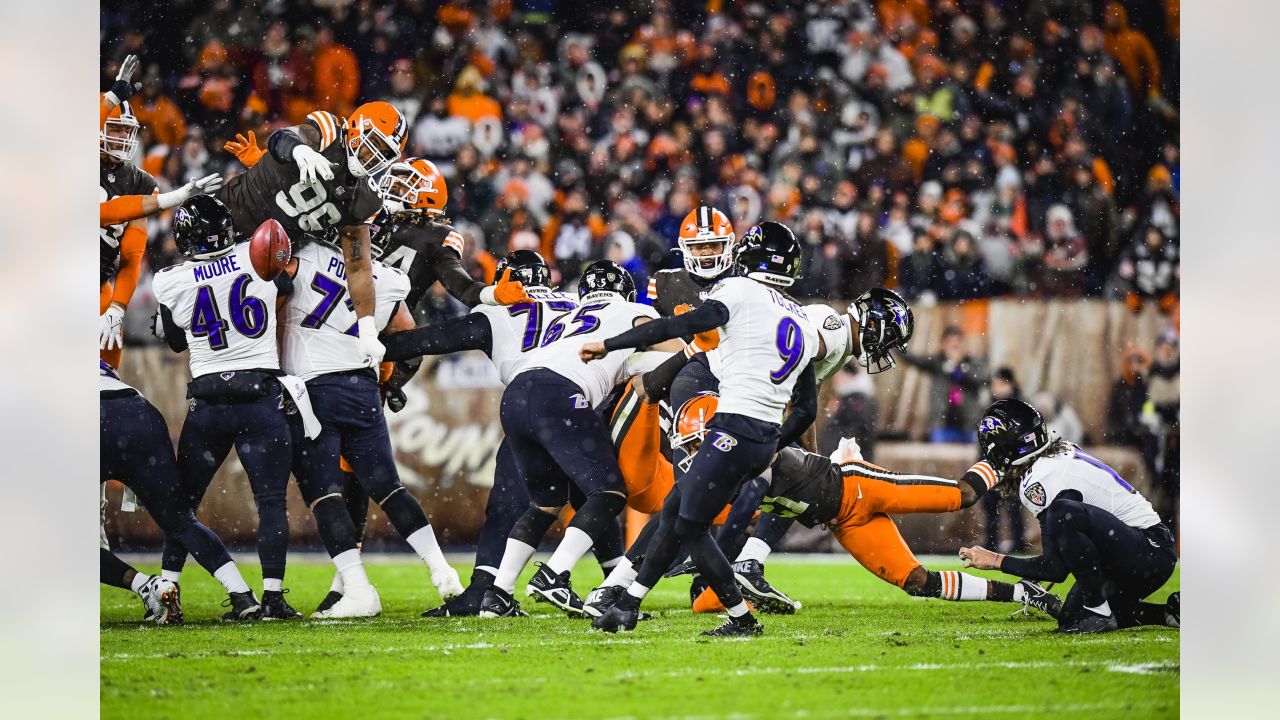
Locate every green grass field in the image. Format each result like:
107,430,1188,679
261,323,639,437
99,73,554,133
101,555,1178,719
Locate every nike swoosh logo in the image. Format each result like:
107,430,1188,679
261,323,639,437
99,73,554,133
856,484,863,500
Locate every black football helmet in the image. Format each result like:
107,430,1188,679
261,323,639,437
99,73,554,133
850,288,914,373
978,398,1051,474
496,249,552,289
734,221,802,287
578,259,636,301
173,195,236,259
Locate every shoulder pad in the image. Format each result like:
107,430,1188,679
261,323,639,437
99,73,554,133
306,111,343,150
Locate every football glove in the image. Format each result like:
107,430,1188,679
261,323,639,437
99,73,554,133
108,54,141,104
224,131,265,168
356,317,386,368
480,268,533,306
293,144,335,185
157,174,224,210
381,384,407,413
149,309,165,341
100,303,126,350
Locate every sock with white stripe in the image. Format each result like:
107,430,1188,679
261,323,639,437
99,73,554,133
735,537,773,565
601,556,636,589
929,570,989,601
405,526,453,580
545,527,594,576
161,569,182,584
493,539,537,594
213,562,252,595
130,572,153,595
263,577,283,593
1085,600,1112,617
332,549,372,591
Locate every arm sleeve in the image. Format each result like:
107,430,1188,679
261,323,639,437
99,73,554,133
777,360,818,450
267,127,305,163
640,350,693,401
384,357,423,393
159,305,188,353
110,224,147,308
603,300,729,352
99,196,145,227
381,312,493,362
274,270,295,297
431,249,486,307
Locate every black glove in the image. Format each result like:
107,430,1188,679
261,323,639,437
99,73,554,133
381,384,407,413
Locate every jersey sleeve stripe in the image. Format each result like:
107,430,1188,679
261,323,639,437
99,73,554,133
967,460,998,489
646,278,658,300
839,461,958,487
307,111,339,148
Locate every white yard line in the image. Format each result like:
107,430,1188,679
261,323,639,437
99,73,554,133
590,702,1169,720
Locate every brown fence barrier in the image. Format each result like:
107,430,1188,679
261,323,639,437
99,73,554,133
104,299,1172,551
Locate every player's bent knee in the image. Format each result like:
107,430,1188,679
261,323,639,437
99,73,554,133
673,517,711,541
1042,498,1089,533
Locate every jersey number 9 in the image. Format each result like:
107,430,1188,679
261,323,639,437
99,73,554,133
770,316,805,384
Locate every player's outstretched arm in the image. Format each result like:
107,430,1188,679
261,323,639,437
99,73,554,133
581,300,729,361
99,175,224,227
381,313,493,362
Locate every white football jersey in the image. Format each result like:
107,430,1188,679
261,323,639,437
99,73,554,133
802,303,855,386
470,286,578,385
1018,445,1162,529
705,277,819,424
519,291,660,407
281,242,410,380
152,243,280,378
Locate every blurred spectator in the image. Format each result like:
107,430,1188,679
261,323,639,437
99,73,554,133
131,67,187,148
1102,2,1163,102
897,231,941,303
901,325,988,443
1037,204,1089,297
312,25,360,117
819,366,879,462
1117,225,1179,314
938,229,989,300
448,65,502,125
1147,331,1180,530
1032,390,1085,444
413,96,471,172
1105,344,1153,446
984,366,1027,554
383,58,424,126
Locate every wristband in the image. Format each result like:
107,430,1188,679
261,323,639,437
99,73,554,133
357,316,379,338
479,286,498,305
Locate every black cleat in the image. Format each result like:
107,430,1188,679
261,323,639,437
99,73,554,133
584,584,624,619
732,560,800,614
477,586,529,618
1164,592,1180,628
525,562,586,617
592,604,639,633
423,583,487,617
1018,580,1062,619
663,560,696,579
702,615,763,637
1058,611,1118,634
261,589,302,620
221,591,263,621
314,591,343,615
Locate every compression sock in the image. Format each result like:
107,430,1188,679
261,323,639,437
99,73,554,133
129,571,153,596
213,562,251,595
601,556,636,589
332,548,372,590
736,537,773,565
493,539,537,594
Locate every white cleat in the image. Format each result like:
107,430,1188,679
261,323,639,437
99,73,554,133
314,584,381,619
140,577,182,625
433,566,465,601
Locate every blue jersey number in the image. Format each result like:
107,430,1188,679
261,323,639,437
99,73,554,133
769,316,805,384
541,303,606,347
190,274,268,350
507,300,576,352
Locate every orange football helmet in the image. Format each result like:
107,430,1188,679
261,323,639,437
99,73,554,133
100,93,139,162
672,392,719,472
678,206,736,278
378,158,448,216
345,101,408,177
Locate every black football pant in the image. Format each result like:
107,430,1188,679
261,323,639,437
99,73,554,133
1041,498,1177,628
100,391,234,576
161,393,292,581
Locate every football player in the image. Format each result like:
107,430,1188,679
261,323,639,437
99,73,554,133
97,55,224,226
583,221,819,636
150,197,300,619
672,392,1061,617
101,361,262,622
470,260,683,618
375,250,627,617
959,399,1180,633
277,226,463,618
218,101,409,371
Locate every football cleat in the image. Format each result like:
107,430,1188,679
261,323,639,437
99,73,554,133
423,583,486,617
663,560,696,579
592,604,639,633
733,560,801,614
140,577,182,625
221,591,263,622
314,584,381,619
1164,592,1180,628
477,587,530,618
584,584,623,618
432,565,465,601
701,616,763,637
1018,580,1063,619
526,563,586,617
261,589,303,620
314,591,344,615
1058,610,1119,634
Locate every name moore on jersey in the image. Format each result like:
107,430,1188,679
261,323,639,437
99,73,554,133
281,242,409,380
519,292,661,408
470,287,579,385
706,276,819,424
152,243,281,377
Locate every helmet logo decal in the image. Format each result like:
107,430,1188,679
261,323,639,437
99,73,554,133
979,416,1004,433
174,207,191,224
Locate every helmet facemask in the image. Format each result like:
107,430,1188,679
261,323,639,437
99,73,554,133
346,116,401,178
679,233,735,279
851,290,913,374
377,162,444,216
101,108,140,163
672,394,717,474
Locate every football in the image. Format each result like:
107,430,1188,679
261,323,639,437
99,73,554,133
249,218,291,281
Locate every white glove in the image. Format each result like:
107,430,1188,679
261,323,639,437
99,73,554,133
157,174,225,210
830,436,864,463
356,316,386,368
107,55,140,104
293,144,335,186
100,303,126,350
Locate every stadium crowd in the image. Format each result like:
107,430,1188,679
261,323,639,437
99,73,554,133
100,0,1179,318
